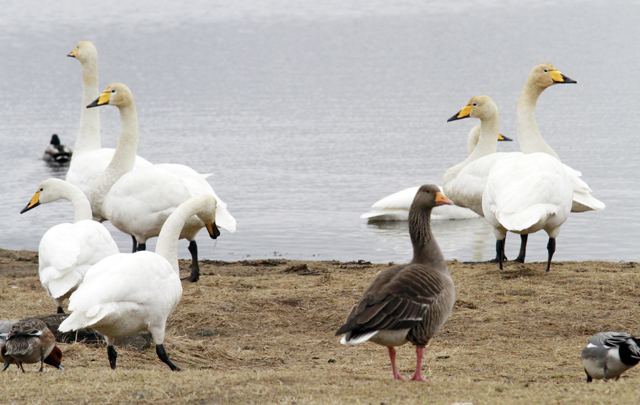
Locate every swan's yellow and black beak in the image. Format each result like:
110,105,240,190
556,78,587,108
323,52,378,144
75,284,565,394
550,70,577,84
87,91,111,108
205,222,221,239
20,191,41,214
435,192,454,206
498,133,513,141
67,47,77,58
447,104,472,122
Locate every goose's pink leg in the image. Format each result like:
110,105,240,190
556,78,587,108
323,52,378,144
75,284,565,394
388,347,405,380
410,347,429,382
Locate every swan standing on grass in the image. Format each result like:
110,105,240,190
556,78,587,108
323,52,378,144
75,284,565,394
361,131,511,222
1,319,63,373
87,83,235,282
65,41,151,213
59,194,220,371
20,178,119,314
337,185,455,382
482,151,573,271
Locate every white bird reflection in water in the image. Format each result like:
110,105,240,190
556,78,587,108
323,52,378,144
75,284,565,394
364,217,495,263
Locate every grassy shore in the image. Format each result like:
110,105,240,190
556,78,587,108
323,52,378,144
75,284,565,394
0,248,638,404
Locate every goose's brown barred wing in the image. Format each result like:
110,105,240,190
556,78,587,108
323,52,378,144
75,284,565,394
336,264,446,337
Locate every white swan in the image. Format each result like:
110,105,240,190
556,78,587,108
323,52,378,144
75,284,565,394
20,178,119,314
361,127,511,222
59,194,219,371
65,41,151,216
443,95,516,217
482,152,573,271
88,83,236,282
517,63,604,212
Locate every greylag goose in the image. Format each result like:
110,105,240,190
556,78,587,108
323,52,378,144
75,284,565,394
1,319,63,372
581,332,640,382
336,184,455,382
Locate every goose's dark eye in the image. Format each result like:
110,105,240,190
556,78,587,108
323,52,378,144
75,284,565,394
472,103,477,106
544,69,548,73
111,90,116,93
40,188,43,192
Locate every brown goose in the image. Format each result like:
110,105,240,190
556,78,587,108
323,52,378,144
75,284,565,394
1,319,63,373
336,184,455,382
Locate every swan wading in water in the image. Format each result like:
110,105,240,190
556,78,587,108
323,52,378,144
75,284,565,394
87,83,235,282
361,129,511,222
482,151,573,271
20,178,119,314
59,194,220,371
65,41,151,216
337,185,455,382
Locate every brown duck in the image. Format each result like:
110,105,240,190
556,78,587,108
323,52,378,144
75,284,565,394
336,184,455,381
1,319,63,372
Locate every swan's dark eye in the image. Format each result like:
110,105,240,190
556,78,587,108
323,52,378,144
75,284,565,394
40,188,43,192
544,69,548,73
472,103,477,106
111,90,116,93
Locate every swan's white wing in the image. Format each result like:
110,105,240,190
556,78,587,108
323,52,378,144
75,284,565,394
561,163,606,212
61,252,180,332
444,152,517,216
361,187,418,221
106,164,236,238
155,164,236,232
38,221,119,300
484,153,572,234
66,148,152,205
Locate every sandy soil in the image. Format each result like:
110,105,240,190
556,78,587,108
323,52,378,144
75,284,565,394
1,248,639,404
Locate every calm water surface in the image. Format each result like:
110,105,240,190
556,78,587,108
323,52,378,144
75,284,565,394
0,0,638,263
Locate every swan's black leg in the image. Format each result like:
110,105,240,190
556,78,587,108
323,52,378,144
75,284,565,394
546,237,556,272
497,239,506,270
57,306,65,314
585,368,592,383
131,235,138,253
137,243,146,251
182,241,200,282
514,234,528,263
156,344,181,371
108,345,118,369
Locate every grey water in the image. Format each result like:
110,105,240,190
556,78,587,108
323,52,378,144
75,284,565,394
0,0,638,264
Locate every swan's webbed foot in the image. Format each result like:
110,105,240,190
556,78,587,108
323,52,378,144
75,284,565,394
156,344,181,371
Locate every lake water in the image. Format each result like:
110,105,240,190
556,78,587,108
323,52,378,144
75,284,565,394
1,0,638,264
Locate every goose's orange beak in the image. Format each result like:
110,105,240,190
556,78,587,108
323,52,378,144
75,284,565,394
435,192,453,206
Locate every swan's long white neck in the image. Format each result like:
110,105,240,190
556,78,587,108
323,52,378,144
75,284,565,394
156,197,209,273
517,78,560,160
90,102,138,218
50,181,93,223
443,113,500,185
73,55,101,155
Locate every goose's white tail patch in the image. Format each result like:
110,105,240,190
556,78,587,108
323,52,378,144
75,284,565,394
341,330,379,345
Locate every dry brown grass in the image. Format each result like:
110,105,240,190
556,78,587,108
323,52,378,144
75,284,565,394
1,249,639,404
